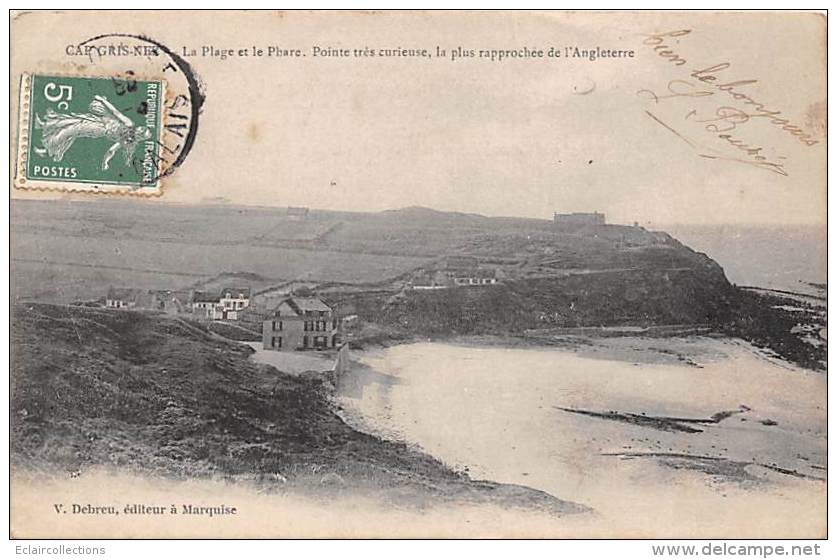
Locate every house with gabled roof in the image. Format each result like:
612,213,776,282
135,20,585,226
191,286,251,320
219,286,251,316
262,296,341,351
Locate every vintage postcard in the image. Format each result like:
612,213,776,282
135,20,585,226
9,10,827,539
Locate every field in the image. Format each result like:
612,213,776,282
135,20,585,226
11,200,433,303
11,199,720,304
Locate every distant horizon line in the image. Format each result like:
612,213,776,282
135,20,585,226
10,197,826,228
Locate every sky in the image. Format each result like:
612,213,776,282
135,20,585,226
12,11,826,225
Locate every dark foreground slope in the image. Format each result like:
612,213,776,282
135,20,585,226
10,303,583,514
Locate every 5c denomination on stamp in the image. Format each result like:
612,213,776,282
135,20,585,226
16,73,165,193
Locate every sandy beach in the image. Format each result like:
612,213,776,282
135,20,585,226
335,336,826,538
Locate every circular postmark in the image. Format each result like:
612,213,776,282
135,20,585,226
73,33,206,187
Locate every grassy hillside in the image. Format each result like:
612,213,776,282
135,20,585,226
11,199,724,303
330,273,825,371
10,303,582,513
330,266,733,340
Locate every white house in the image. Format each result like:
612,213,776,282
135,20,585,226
219,287,251,316
191,287,251,320
451,268,498,286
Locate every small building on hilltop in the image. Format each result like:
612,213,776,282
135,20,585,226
449,267,498,286
553,212,606,230
416,255,500,288
410,255,501,290
262,296,341,351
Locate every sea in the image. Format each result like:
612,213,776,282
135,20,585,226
660,224,827,296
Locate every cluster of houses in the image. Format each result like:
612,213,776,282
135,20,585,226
105,287,191,313
104,250,507,351
104,286,342,353
106,286,252,319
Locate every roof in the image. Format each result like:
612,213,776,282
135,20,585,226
220,286,251,297
276,296,333,316
193,287,251,303
453,268,496,278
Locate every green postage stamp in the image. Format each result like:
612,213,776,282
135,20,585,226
15,73,165,194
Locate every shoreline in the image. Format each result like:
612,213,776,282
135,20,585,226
10,303,587,526
343,279,827,374
333,335,826,537
10,280,827,536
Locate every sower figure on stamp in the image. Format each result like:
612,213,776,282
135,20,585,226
34,95,152,170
